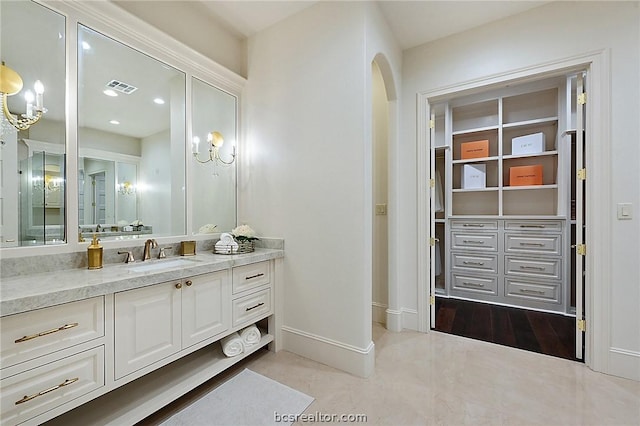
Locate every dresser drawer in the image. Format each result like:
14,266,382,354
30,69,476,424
504,256,561,280
232,288,272,328
1,297,105,369
450,219,498,230
504,220,563,232
232,261,270,294
451,252,498,274
451,273,498,295
451,232,498,252
504,278,561,303
0,347,104,426
505,233,562,256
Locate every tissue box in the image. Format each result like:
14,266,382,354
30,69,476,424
460,140,489,160
509,165,543,186
462,164,486,189
512,132,545,155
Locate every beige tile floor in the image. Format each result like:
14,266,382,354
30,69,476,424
147,323,640,425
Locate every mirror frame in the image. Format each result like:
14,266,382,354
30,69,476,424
0,0,245,258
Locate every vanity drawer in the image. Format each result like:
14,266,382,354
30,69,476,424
451,232,498,252
0,346,104,426
1,297,105,369
504,256,561,280
450,220,499,230
504,278,561,303
451,252,498,274
451,273,498,295
232,261,270,294
232,288,272,328
504,220,563,232
504,233,562,256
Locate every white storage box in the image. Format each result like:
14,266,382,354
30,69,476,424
511,132,545,155
462,164,486,189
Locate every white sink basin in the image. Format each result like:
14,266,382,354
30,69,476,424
127,258,200,273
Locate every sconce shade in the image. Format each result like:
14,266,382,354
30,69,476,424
0,63,24,95
208,131,224,148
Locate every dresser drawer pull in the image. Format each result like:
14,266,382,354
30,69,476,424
246,302,265,312
14,323,79,343
519,242,545,247
519,224,545,228
519,266,546,271
463,261,485,266
519,289,546,295
462,282,485,288
463,223,485,227
245,273,265,280
15,377,79,405
463,240,486,244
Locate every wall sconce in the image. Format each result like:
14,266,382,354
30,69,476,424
33,175,64,192
117,181,136,196
192,131,235,165
1,62,46,132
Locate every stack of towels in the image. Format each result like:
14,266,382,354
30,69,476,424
215,232,238,254
220,324,262,357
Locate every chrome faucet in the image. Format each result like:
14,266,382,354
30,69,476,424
142,239,158,261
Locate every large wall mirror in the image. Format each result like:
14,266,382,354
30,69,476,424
77,24,186,241
0,1,67,247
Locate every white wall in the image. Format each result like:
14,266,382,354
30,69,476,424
241,1,401,377
140,130,171,235
401,1,640,380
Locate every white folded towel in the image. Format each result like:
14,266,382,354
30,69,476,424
240,325,262,346
216,232,238,252
220,332,244,357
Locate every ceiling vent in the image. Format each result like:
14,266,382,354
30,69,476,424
105,79,138,94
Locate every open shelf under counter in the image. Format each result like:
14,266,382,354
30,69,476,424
503,150,558,161
502,116,558,129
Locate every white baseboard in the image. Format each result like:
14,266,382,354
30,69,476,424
372,302,387,325
385,308,402,332
281,326,375,378
402,308,418,331
608,347,640,381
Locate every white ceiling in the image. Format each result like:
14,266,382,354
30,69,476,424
198,1,548,50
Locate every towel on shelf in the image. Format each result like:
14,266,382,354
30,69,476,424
240,324,262,346
220,332,244,357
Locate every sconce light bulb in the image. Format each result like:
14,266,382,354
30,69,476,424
24,90,34,103
34,80,44,95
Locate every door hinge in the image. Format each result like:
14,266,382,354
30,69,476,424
429,119,435,129
429,237,436,246
577,168,586,180
578,319,586,332
578,92,587,105
576,244,586,256
430,295,435,306
429,178,435,188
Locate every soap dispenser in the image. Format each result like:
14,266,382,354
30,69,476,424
87,234,103,270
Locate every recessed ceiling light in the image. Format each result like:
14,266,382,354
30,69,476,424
103,89,118,97
153,98,165,105
81,41,91,50
109,120,120,125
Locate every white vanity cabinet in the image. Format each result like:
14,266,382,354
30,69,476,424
114,270,230,379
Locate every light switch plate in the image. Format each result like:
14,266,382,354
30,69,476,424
375,204,387,216
617,203,633,220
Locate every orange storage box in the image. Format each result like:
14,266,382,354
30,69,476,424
509,165,543,186
460,140,489,160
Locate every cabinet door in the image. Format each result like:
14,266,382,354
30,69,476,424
114,282,181,380
182,271,230,349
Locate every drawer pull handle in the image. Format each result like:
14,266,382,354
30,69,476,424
519,225,545,228
463,224,485,227
15,323,79,343
463,240,485,244
519,289,546,295
175,282,182,289
246,302,265,312
462,282,485,288
246,273,265,280
463,261,485,266
519,242,545,247
15,377,79,405
185,280,193,286
519,266,546,271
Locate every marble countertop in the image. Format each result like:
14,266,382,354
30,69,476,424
0,249,284,317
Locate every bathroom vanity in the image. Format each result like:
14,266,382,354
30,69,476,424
0,249,283,425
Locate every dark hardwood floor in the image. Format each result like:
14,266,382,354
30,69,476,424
434,297,578,361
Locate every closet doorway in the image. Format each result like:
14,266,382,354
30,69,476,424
426,69,588,362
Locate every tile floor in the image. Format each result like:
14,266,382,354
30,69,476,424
147,323,640,425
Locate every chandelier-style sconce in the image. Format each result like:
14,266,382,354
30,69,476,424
192,131,236,165
117,180,136,196
32,174,64,192
1,62,46,132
